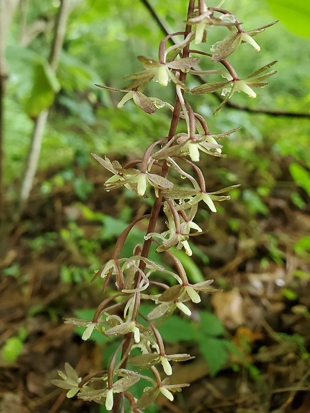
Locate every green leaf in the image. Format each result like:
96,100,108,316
1,337,23,362
170,247,204,284
290,163,310,197
24,62,60,118
264,0,310,38
199,337,228,376
158,315,198,342
198,311,225,337
294,235,310,256
243,189,268,215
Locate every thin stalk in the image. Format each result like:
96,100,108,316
17,0,71,218
111,3,195,411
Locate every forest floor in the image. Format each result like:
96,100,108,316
1,153,310,413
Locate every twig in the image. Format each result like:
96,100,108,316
17,0,71,218
140,0,310,119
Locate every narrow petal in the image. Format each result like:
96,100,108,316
82,324,95,341
160,387,174,401
185,286,201,303
189,143,200,162
105,389,114,411
155,65,169,87
176,302,191,316
137,173,147,196
117,91,134,109
181,240,192,256
195,21,205,45
161,357,172,376
132,326,141,343
201,193,217,212
241,33,260,52
237,81,257,98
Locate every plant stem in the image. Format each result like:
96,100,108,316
17,0,71,219
111,3,195,412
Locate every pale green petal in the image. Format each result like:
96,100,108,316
235,81,256,98
176,302,191,316
241,33,260,52
160,387,174,401
137,173,147,196
189,143,200,162
132,326,141,343
82,324,95,341
161,357,172,375
201,193,217,212
105,389,114,411
195,21,205,45
185,286,201,303
117,91,134,109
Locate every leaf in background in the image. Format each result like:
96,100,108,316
290,163,310,197
198,311,225,337
243,189,268,215
158,315,198,342
198,337,229,376
1,337,23,362
170,247,204,284
24,61,60,118
264,0,310,38
74,309,108,344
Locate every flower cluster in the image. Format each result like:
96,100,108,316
54,1,277,412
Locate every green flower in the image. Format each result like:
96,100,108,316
123,55,200,91
51,363,83,398
91,153,173,197
211,21,278,62
134,378,189,410
78,375,140,411
191,61,277,114
95,83,156,114
129,352,192,376
186,4,239,45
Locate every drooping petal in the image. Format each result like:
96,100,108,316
82,324,95,341
189,143,200,162
241,33,260,52
201,193,217,212
105,389,114,411
176,302,191,316
117,91,134,109
185,286,201,303
160,387,174,401
161,357,172,376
